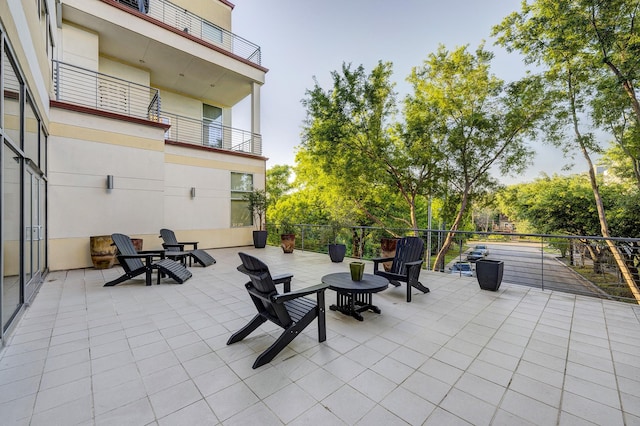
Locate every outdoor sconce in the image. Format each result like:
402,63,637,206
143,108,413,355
106,175,114,190
190,187,196,198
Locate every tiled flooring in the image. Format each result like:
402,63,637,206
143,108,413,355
1,246,640,425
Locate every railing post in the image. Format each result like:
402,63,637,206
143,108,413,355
541,237,545,291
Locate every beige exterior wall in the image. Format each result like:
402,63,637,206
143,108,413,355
2,0,265,272
48,107,261,271
99,56,150,87
0,0,54,125
60,23,99,70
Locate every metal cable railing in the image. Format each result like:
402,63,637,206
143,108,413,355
161,111,262,155
263,224,640,303
52,60,160,121
114,0,261,66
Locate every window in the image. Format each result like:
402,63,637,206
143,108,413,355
203,22,223,45
231,173,253,227
203,103,222,148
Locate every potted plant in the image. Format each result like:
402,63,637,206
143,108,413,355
327,222,346,262
243,189,268,248
279,221,296,253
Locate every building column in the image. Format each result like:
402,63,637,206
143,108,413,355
251,82,261,135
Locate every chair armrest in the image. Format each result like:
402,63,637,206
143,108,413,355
118,253,153,259
138,250,166,259
272,273,293,293
272,283,329,303
372,256,394,272
163,243,185,251
405,260,423,268
178,241,198,249
118,253,159,267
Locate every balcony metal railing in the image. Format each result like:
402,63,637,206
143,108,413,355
114,0,261,66
161,112,262,155
264,224,640,303
52,60,161,121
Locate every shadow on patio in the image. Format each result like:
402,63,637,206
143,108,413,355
1,246,640,425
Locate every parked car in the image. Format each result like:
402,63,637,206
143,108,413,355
474,244,489,256
466,250,485,262
450,262,474,277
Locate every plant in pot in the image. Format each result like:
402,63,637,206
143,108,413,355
279,221,296,253
243,189,268,248
327,222,346,262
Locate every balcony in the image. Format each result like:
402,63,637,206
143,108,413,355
52,60,160,122
162,112,262,156
51,61,261,155
2,245,639,424
60,0,266,105
115,0,261,66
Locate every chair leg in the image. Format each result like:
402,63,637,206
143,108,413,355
412,281,430,294
103,274,132,287
407,281,429,302
227,315,266,345
317,291,326,342
252,325,301,369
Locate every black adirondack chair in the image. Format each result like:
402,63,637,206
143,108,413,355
159,228,216,267
372,236,429,302
227,252,329,369
104,233,192,287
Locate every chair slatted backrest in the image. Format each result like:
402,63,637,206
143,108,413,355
390,237,424,275
159,228,179,252
111,233,145,273
237,252,292,326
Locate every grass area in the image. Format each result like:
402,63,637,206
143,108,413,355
569,265,636,301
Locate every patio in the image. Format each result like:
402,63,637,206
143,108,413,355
1,245,640,425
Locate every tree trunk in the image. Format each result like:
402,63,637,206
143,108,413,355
432,188,470,270
568,72,640,303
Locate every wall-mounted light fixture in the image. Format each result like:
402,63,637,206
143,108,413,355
190,187,196,198
107,175,114,190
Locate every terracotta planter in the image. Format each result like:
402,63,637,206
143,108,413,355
281,234,295,253
380,238,399,272
90,235,117,269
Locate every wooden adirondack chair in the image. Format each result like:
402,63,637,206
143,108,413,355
227,252,328,369
104,233,192,287
159,228,215,267
372,236,429,302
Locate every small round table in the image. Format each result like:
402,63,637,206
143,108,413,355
322,272,389,321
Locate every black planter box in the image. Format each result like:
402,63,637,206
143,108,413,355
328,244,346,262
475,259,504,291
252,230,267,248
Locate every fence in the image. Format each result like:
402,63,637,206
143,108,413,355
265,224,640,303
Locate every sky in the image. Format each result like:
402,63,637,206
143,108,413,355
231,0,583,184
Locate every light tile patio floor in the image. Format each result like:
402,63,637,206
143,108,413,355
1,246,640,425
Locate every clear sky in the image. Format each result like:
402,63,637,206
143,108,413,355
231,0,582,184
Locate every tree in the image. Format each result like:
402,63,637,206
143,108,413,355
494,0,640,302
406,44,549,270
300,62,438,236
266,165,293,202
243,189,267,230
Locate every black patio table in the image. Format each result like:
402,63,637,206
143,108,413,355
322,272,389,321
